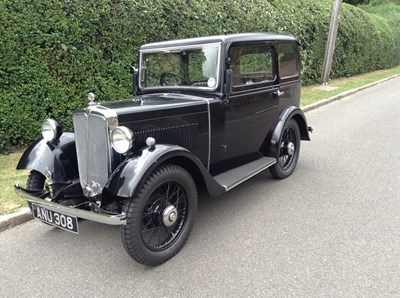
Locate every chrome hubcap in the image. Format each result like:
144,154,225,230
287,142,295,156
162,205,178,227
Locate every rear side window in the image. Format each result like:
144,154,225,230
229,45,274,87
278,45,298,78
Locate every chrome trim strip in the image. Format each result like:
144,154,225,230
15,185,126,225
229,86,279,98
206,98,211,171
85,112,90,190
224,162,276,191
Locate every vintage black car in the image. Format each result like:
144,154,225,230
15,33,311,266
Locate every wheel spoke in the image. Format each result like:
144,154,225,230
177,206,186,213
142,224,160,233
141,218,151,232
165,182,171,201
145,227,156,246
278,127,297,170
176,194,185,206
167,183,180,204
162,226,171,243
156,227,163,245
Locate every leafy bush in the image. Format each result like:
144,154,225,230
0,0,399,152
360,1,400,66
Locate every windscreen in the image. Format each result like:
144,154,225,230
140,43,220,90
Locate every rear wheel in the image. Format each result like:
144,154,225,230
270,119,300,179
121,164,198,266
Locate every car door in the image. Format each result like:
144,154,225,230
220,42,280,170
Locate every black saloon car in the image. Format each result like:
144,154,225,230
16,33,311,266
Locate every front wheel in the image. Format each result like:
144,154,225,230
121,164,198,266
27,170,46,192
270,119,301,179
26,170,47,210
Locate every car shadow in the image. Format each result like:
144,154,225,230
30,169,288,272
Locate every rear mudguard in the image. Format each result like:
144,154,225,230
266,106,310,158
17,133,79,183
106,145,226,198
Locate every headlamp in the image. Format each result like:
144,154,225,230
41,119,62,142
111,126,134,154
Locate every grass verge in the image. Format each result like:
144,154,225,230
301,65,400,106
0,151,29,215
1,65,400,215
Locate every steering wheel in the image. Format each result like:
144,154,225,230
159,72,190,86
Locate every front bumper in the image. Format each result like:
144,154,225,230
15,184,127,225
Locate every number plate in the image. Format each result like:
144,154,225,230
32,204,79,234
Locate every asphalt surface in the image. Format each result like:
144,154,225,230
1,77,400,297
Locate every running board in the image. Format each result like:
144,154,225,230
214,157,276,191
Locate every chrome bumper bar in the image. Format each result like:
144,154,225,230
15,184,127,225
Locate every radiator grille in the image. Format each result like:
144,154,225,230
73,112,112,191
134,123,198,150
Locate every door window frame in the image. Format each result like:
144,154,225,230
278,43,300,82
227,42,277,93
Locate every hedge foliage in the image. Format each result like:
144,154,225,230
1,0,399,152
360,0,400,65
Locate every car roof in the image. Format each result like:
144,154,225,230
140,32,297,50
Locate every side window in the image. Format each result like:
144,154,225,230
278,45,298,78
229,45,274,87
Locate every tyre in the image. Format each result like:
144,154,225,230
26,170,46,210
121,164,198,266
270,119,300,179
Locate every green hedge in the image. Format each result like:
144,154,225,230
360,1,400,66
0,0,399,152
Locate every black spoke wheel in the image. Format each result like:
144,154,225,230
121,164,197,266
27,170,46,192
270,119,300,179
26,170,54,226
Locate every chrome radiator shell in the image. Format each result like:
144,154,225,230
73,106,118,197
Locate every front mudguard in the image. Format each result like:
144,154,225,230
17,132,79,183
266,106,310,158
106,144,226,198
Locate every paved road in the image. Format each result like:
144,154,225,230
1,77,400,297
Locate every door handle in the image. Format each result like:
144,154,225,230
274,90,285,97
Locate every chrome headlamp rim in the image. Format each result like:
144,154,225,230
111,126,134,154
41,119,62,142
